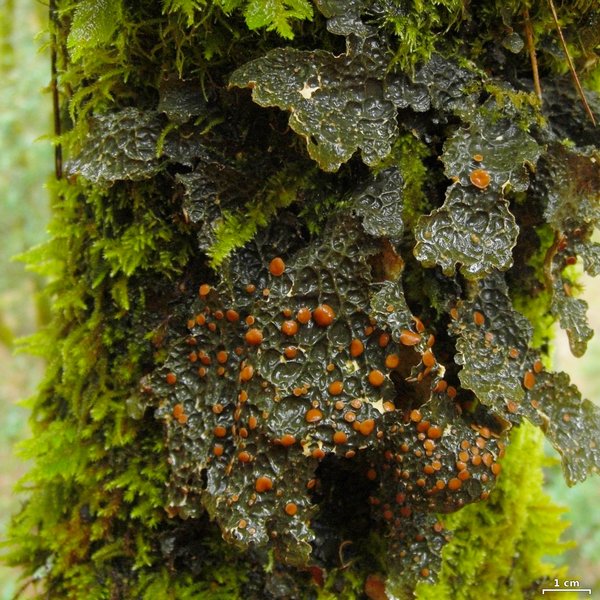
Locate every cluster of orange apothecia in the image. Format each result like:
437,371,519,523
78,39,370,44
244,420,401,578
164,256,444,467
155,238,511,580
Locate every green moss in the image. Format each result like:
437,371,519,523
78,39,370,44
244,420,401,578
208,163,316,267
385,0,466,72
482,82,544,129
415,423,571,600
376,131,431,230
4,169,201,596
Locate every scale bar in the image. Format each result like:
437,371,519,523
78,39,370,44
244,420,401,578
541,590,592,595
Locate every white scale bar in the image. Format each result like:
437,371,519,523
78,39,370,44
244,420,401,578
541,590,592,595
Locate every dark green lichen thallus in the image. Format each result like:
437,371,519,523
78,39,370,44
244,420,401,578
450,272,533,418
66,107,210,184
414,184,519,279
229,40,399,172
524,371,600,486
371,394,505,585
313,0,372,37
15,0,600,596
534,143,600,357
352,167,405,239
441,108,540,193
447,272,600,487
414,106,541,281
229,0,480,174
148,188,511,584
177,163,252,252
152,215,390,563
157,75,208,124
229,45,479,173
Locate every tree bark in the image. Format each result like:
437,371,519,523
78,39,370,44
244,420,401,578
6,1,600,598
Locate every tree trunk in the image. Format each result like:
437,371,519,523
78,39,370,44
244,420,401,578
6,1,600,598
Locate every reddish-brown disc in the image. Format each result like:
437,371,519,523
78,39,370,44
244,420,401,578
281,320,299,336
328,380,344,395
427,425,443,439
473,311,485,326
279,434,296,447
447,478,462,491
297,307,312,324
523,370,536,390
349,338,364,357
358,419,375,436
368,370,385,387
213,444,224,457
284,346,298,359
213,425,227,438
305,408,323,423
255,476,273,493
333,431,348,444
469,168,491,189
385,354,400,369
240,365,254,382
422,350,435,368
225,309,240,322
269,257,285,277
238,451,252,463
378,333,390,347
284,502,298,516
245,328,263,346
409,409,422,423
313,304,335,327
399,329,421,346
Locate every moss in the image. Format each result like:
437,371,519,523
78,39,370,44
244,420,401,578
376,131,431,231
384,0,467,72
207,163,317,267
482,83,544,129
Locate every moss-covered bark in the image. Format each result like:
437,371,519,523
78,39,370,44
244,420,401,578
5,1,600,598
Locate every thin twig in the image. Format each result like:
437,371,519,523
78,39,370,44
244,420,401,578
50,0,62,179
523,8,542,100
338,540,355,570
11,577,34,600
547,0,596,126
543,231,562,296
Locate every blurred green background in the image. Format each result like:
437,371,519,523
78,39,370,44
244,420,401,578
0,1,49,597
0,1,598,598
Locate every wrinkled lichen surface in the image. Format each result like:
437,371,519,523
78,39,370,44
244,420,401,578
6,0,600,598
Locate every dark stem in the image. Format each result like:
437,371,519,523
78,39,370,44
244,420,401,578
50,0,62,179
547,0,596,126
523,8,542,101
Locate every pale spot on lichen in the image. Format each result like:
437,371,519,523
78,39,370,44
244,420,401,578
365,397,386,414
299,81,320,99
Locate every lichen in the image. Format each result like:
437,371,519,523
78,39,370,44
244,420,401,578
414,423,571,600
